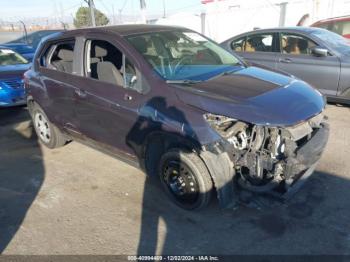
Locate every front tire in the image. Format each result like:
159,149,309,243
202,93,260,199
30,102,67,149
158,148,213,210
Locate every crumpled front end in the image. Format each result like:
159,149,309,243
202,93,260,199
202,112,329,207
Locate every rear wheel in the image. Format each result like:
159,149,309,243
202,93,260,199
158,148,213,210
30,102,67,149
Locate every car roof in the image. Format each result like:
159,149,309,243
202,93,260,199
54,24,188,40
312,15,350,25
242,26,320,34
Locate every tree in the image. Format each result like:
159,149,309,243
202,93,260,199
73,7,109,28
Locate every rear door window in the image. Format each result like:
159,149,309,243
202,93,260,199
40,40,76,74
231,33,276,53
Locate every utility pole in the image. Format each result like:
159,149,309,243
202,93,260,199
19,20,28,44
163,0,166,18
140,0,147,24
200,12,206,35
84,0,96,27
329,0,335,17
278,2,288,27
119,9,122,24
112,4,116,25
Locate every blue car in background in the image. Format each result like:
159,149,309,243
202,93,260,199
0,43,35,61
0,47,31,107
1,30,62,62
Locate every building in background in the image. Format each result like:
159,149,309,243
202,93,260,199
2,0,350,42
155,12,202,32
156,0,350,42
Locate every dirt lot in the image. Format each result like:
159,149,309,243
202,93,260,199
0,104,349,255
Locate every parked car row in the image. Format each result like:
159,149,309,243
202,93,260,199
0,47,30,106
1,30,62,61
22,25,329,210
0,30,62,107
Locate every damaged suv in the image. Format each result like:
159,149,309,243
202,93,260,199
24,25,329,210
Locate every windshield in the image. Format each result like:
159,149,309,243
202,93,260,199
0,49,29,66
127,30,242,81
311,29,350,55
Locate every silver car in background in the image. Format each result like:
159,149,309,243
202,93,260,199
221,27,350,104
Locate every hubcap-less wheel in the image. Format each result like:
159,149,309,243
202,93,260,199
162,160,200,206
34,112,51,143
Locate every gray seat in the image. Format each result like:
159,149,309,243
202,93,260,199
52,49,74,73
95,46,124,86
130,36,160,68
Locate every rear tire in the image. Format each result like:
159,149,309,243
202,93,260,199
158,148,213,210
30,102,67,149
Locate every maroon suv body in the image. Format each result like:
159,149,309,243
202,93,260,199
25,25,329,210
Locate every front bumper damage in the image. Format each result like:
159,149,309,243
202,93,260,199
200,113,329,208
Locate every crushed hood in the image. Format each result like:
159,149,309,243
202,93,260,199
173,66,325,127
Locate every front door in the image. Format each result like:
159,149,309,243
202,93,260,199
276,32,340,96
74,38,148,156
39,39,80,130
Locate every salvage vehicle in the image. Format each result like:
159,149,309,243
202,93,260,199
24,25,329,210
221,27,350,104
0,47,30,107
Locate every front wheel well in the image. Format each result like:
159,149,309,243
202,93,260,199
143,132,201,177
26,96,35,112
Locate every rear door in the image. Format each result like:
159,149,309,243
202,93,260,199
74,35,149,156
37,39,80,129
275,32,340,96
229,32,279,69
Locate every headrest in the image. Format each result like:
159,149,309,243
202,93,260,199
151,37,168,57
131,37,147,53
95,46,107,57
298,39,308,50
57,49,74,61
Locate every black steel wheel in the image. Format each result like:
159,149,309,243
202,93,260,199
158,148,213,210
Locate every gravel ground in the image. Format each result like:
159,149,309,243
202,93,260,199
0,104,349,255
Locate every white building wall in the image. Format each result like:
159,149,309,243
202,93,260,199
157,0,350,42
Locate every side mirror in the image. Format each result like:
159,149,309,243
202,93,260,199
311,46,329,57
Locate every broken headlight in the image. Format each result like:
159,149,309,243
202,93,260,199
204,113,287,190
204,113,249,150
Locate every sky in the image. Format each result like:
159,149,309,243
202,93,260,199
0,0,205,21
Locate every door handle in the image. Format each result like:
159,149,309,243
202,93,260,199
279,58,292,63
124,94,132,101
75,88,87,98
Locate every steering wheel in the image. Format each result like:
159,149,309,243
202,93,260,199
172,55,193,75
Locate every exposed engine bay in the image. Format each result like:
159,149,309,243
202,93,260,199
204,112,329,195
